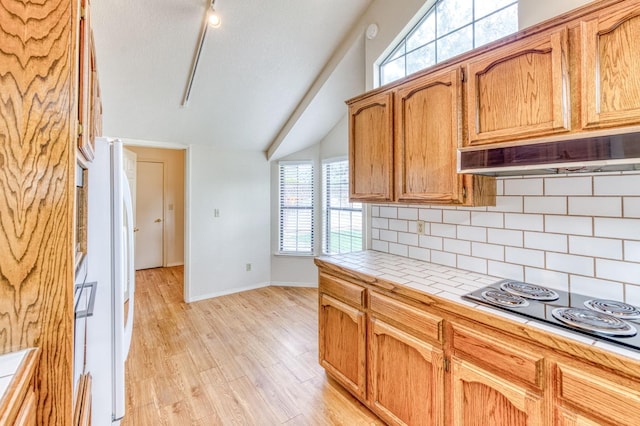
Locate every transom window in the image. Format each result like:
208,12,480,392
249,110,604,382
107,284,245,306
322,160,363,255
379,0,518,86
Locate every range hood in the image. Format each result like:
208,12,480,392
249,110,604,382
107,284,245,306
458,131,640,176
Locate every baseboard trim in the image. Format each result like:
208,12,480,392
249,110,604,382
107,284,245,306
270,281,317,288
186,282,270,303
166,262,184,267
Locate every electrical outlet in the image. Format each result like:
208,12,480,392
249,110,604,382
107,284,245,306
214,209,220,218
245,263,252,272
416,220,425,235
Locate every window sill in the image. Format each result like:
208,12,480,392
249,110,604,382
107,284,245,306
273,252,316,258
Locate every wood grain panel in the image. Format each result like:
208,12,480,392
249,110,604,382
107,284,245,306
451,324,544,388
581,5,640,128
395,68,464,204
348,91,394,202
555,406,602,426
556,363,640,426
319,272,365,308
369,317,443,426
319,294,367,400
369,290,442,343
0,0,75,423
452,357,545,426
467,28,570,145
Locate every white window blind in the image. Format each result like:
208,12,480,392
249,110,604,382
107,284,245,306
323,160,363,255
279,162,314,255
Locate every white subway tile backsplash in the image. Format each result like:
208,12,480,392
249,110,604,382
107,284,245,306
488,196,523,213
408,246,430,262
594,174,640,195
380,229,398,243
524,231,568,252
380,206,398,219
472,242,505,261
431,223,457,238
443,210,471,225
545,215,593,236
570,276,624,300
594,217,640,240
504,178,544,195
431,250,457,267
505,213,544,231
524,197,567,214
488,228,523,247
471,211,504,228
389,219,408,232
369,173,640,298
546,252,594,276
568,197,622,217
444,238,471,255
398,207,419,220
457,256,488,274
625,241,640,262
506,247,545,268
372,217,389,229
458,225,487,242
372,240,389,252
488,261,524,281
544,176,592,196
389,243,408,257
524,267,568,291
569,236,623,260
596,259,640,285
419,209,442,223
398,232,419,247
419,235,443,250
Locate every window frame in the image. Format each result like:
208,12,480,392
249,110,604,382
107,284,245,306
378,0,518,86
278,160,315,256
322,158,363,255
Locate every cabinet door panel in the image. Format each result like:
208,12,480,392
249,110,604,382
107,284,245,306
395,68,464,203
369,317,444,426
452,357,545,426
467,28,570,145
319,294,367,400
581,6,640,129
349,92,394,202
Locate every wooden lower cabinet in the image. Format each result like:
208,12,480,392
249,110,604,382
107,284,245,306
319,293,367,401
369,316,444,426
451,357,545,426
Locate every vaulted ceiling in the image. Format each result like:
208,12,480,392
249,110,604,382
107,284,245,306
91,0,372,159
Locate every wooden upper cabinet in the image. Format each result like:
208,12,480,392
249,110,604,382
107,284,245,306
395,68,464,204
451,357,545,426
348,91,394,202
467,28,570,145
581,5,640,129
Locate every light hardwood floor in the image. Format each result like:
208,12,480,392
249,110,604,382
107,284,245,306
123,266,383,425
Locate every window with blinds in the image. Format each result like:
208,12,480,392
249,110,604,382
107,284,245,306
278,161,314,255
322,160,363,255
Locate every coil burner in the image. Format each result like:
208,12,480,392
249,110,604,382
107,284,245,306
583,299,640,320
499,280,559,301
481,290,529,308
552,307,637,337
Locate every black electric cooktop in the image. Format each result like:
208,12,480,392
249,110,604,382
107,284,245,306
463,279,640,352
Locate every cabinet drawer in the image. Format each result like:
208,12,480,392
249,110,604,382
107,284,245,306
556,363,640,426
369,291,442,343
451,324,544,388
319,273,365,307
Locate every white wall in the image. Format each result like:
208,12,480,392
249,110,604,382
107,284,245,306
519,0,593,29
188,146,271,301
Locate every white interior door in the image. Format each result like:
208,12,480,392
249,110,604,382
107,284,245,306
135,161,164,270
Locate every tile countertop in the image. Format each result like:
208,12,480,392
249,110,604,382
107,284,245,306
315,250,640,362
0,349,29,403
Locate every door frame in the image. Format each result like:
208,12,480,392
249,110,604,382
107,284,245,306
121,138,191,302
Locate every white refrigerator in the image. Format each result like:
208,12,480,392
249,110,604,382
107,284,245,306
85,137,136,424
